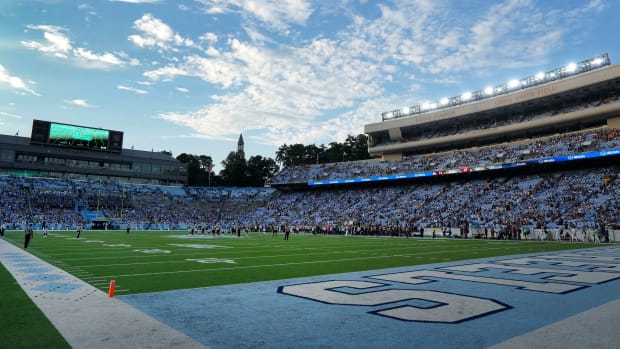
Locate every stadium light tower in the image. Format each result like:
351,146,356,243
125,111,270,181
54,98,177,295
380,53,610,122
507,79,520,89
565,62,578,73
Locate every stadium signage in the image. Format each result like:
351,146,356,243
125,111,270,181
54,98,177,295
494,85,558,107
279,249,620,323
280,280,508,323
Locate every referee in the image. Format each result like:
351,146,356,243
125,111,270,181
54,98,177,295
24,223,34,249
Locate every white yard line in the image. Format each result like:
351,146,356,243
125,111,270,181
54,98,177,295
49,243,505,264
90,248,490,278
72,245,515,271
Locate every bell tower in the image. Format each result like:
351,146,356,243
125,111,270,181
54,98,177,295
237,133,245,159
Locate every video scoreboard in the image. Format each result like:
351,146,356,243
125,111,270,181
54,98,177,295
30,120,123,152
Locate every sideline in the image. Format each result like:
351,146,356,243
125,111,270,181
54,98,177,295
0,238,207,349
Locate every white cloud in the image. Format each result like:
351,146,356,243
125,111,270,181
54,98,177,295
582,0,605,12
74,48,123,67
64,99,96,107
0,64,40,96
143,65,191,81
205,46,220,57
129,13,194,50
196,0,314,33
199,32,218,43
109,0,161,3
117,85,148,94
0,111,27,119
153,0,608,147
21,25,71,58
263,98,397,147
176,87,189,93
153,34,384,141
22,25,138,69
244,26,271,44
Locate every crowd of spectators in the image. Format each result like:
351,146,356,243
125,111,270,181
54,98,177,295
244,167,619,239
272,127,620,184
1,165,617,240
1,127,618,240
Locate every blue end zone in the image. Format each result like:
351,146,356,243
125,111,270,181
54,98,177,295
119,246,620,349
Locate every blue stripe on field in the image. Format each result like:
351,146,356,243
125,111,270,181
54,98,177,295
119,246,620,349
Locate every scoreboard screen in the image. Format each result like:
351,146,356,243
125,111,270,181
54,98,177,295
49,123,109,149
30,120,123,152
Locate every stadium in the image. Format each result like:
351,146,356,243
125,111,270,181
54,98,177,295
1,53,620,348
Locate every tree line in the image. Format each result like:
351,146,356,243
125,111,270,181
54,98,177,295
175,134,370,187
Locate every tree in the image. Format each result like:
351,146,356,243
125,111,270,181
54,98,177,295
324,142,345,163
220,152,247,186
275,134,370,168
176,153,213,186
288,144,306,166
348,134,371,161
304,144,323,165
246,155,279,186
276,144,290,167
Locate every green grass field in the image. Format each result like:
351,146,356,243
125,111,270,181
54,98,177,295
1,230,607,295
0,230,612,348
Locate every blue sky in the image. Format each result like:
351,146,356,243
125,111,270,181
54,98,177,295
1,0,618,171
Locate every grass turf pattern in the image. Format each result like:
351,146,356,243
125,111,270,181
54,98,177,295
2,230,605,296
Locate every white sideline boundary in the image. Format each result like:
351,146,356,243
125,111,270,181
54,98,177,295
0,238,207,349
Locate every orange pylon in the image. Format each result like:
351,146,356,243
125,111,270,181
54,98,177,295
108,280,116,298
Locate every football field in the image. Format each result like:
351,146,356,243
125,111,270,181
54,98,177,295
3,230,620,348
1,230,605,295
